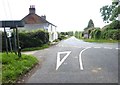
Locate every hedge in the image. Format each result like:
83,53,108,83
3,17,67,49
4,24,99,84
2,30,49,51
101,29,120,40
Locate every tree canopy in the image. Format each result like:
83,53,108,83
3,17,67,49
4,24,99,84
84,19,94,30
100,1,119,23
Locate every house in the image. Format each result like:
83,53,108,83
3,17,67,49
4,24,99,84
21,5,58,42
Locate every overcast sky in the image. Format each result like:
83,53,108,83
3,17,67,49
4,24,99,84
0,0,111,32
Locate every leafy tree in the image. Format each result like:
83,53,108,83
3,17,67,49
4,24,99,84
100,1,119,23
102,20,120,30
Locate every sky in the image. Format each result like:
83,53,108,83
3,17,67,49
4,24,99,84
0,0,112,32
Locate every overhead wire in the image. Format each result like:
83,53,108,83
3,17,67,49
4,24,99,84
6,0,13,20
2,0,8,20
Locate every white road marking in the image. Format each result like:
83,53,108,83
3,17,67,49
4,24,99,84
56,51,71,70
104,47,112,49
94,47,101,48
116,48,120,50
79,47,91,70
73,56,78,58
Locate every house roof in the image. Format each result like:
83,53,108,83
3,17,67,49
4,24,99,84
21,13,57,27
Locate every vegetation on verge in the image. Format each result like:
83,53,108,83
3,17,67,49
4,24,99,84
82,39,119,43
2,53,38,84
74,20,120,43
21,44,49,51
74,0,120,43
58,31,73,40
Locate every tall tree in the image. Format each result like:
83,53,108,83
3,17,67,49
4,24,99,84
87,19,94,28
84,19,94,30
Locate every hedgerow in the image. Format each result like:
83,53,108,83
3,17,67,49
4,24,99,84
2,30,49,51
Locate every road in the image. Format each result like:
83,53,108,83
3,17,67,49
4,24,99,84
25,36,119,83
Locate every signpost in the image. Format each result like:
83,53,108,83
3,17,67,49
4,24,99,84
0,20,24,57
6,29,12,52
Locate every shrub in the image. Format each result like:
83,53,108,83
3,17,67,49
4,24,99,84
90,28,101,39
53,39,60,42
2,30,49,51
101,29,120,40
94,29,101,39
102,20,120,30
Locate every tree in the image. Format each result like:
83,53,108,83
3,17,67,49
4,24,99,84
84,19,94,30
87,19,94,28
100,1,119,23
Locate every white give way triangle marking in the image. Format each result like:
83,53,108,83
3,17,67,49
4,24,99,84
56,51,71,70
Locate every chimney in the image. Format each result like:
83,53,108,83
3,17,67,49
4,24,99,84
29,5,35,14
41,15,46,19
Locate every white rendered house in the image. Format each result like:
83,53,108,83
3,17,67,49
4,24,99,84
21,5,58,42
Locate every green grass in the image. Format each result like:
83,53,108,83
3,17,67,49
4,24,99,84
82,39,120,43
1,52,38,84
22,44,49,52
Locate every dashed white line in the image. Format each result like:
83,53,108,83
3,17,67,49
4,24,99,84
79,47,91,70
104,47,112,49
94,47,101,48
116,48,120,50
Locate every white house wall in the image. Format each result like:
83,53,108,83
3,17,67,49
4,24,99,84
21,23,49,31
19,23,58,42
48,25,58,42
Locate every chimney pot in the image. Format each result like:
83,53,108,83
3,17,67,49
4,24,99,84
29,5,35,14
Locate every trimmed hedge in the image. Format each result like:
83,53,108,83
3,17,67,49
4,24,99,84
19,30,49,49
2,30,49,51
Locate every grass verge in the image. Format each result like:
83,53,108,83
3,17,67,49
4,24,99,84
1,52,38,84
82,39,120,43
22,44,49,52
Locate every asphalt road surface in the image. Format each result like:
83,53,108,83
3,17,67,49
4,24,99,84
25,36,119,83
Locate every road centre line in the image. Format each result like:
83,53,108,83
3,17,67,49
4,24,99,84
56,45,119,50
104,47,112,49
116,48,120,50
94,47,101,48
79,47,91,70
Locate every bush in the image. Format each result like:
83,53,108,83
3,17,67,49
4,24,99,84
102,20,120,30
90,28,101,39
101,29,120,40
2,30,49,51
94,29,101,39
53,39,60,42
